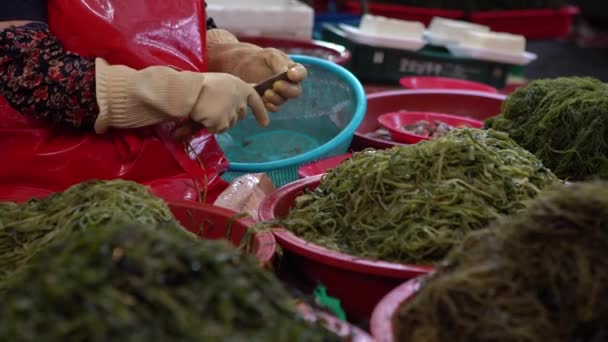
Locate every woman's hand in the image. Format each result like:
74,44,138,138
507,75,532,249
94,59,268,135
186,73,269,134
207,29,308,113
231,48,308,112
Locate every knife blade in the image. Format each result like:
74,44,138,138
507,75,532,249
253,70,290,96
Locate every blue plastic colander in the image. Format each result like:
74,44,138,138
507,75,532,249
218,55,366,187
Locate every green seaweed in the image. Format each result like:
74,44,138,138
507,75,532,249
394,181,608,342
0,223,340,342
0,180,175,283
486,77,608,181
266,128,557,264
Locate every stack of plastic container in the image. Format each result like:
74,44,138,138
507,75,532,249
321,14,537,88
206,0,314,39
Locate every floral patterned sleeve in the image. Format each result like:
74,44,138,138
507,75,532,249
0,5,218,130
0,23,99,129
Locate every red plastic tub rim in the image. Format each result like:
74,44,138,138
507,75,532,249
0,187,53,203
297,153,353,178
399,76,499,94
470,5,580,18
370,277,423,342
167,200,276,266
354,89,507,150
366,89,507,106
468,6,580,39
378,111,485,144
259,175,434,279
343,1,465,21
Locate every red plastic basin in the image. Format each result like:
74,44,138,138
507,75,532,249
469,6,580,40
343,1,464,25
370,278,422,342
353,89,506,150
0,187,53,203
502,81,528,95
297,153,353,178
168,201,276,267
238,36,352,66
400,76,498,93
258,175,433,321
0,187,275,267
378,111,484,144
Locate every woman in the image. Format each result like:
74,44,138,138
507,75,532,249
0,0,307,202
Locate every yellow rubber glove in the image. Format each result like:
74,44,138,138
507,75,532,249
207,29,308,112
94,58,268,135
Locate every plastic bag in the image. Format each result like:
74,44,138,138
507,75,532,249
214,173,276,219
48,0,208,71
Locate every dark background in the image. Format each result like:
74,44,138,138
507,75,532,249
527,40,608,81
528,0,608,81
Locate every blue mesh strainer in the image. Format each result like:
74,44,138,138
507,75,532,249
218,55,366,187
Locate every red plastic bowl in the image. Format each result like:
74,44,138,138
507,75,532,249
258,175,433,321
469,6,580,40
167,200,276,267
378,111,484,144
297,153,352,178
0,187,53,203
502,81,528,95
400,76,498,93
370,278,423,342
352,90,506,151
238,36,351,66
343,1,465,25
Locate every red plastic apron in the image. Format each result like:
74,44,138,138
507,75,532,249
0,0,229,203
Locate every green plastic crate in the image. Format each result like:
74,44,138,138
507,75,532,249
321,24,514,89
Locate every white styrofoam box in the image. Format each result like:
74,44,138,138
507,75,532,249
427,17,489,45
447,44,537,65
461,31,526,54
339,14,425,51
359,14,425,40
340,23,426,51
447,30,534,66
206,0,313,40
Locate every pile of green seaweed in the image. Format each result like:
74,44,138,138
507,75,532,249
0,181,341,341
394,181,608,342
271,129,557,264
0,222,339,341
0,180,175,283
486,77,608,181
